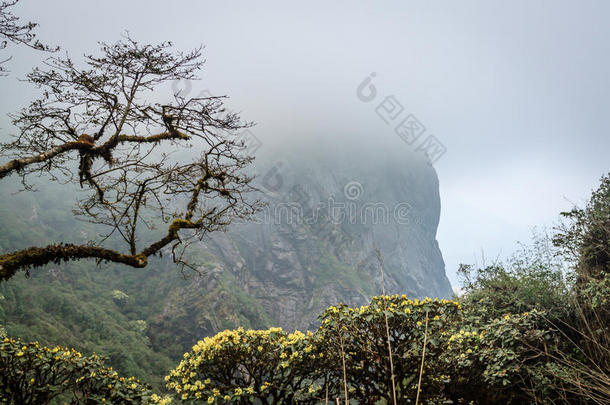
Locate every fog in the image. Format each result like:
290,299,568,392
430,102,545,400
1,0,609,286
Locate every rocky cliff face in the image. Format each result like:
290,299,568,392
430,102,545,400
151,146,452,344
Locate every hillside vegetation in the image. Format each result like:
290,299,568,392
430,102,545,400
1,174,608,403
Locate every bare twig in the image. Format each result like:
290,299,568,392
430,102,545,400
415,311,429,405
339,332,349,405
376,248,397,405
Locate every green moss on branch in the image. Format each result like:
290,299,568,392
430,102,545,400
0,244,147,281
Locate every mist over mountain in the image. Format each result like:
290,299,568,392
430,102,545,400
149,143,451,346
0,139,451,377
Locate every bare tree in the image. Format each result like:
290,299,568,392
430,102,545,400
0,34,260,280
0,0,57,74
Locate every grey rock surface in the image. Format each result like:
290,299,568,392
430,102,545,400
154,146,452,333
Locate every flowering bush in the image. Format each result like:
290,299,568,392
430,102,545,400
445,308,560,403
0,292,569,404
165,327,327,404
165,297,496,404
0,336,164,404
318,295,461,403
160,295,574,404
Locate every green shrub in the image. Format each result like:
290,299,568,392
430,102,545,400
165,327,326,404
445,309,561,403
0,336,164,404
319,296,460,403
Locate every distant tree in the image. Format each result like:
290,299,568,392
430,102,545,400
552,174,610,402
553,173,610,281
0,35,259,280
0,0,57,74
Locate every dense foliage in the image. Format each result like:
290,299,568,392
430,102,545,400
319,297,460,403
0,336,165,404
165,328,326,404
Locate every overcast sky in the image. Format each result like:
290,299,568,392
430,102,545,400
1,1,609,287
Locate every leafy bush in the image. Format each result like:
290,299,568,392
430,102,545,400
165,327,326,404
319,296,460,403
458,230,572,324
445,309,560,403
554,173,610,281
0,336,165,404
162,297,463,404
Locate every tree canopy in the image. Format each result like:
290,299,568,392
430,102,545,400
0,35,259,280
0,0,56,75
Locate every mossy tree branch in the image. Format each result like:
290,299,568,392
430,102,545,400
0,244,147,281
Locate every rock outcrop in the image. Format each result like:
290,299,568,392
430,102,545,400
151,145,452,340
